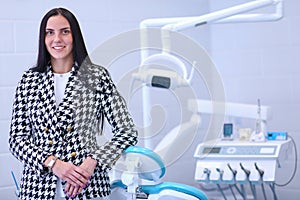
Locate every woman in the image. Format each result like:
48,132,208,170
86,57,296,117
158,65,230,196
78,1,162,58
9,7,138,200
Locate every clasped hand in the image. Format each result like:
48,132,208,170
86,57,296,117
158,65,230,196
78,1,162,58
52,157,97,198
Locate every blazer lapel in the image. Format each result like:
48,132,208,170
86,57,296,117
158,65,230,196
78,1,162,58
37,69,58,126
56,72,76,125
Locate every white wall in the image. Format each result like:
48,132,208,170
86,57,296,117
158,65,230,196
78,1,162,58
1,0,299,199
208,0,300,199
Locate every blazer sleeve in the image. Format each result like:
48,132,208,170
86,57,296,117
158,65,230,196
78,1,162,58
9,72,50,176
89,68,138,170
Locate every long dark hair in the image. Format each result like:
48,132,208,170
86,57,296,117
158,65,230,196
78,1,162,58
31,7,91,72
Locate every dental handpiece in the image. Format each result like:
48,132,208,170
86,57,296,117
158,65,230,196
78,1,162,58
240,163,251,177
216,168,224,180
203,168,211,175
227,164,244,199
216,168,224,174
227,163,237,176
255,163,267,200
203,168,211,181
254,162,264,177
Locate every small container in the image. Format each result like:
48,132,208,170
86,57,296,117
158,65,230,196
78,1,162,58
238,128,252,141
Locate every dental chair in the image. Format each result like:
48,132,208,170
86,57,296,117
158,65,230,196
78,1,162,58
110,146,208,200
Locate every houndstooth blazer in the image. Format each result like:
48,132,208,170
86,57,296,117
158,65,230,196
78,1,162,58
9,63,138,200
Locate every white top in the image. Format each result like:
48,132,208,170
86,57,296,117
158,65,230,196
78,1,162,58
53,71,71,197
53,72,71,107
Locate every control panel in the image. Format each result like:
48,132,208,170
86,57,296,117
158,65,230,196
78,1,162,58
194,139,291,184
194,139,288,159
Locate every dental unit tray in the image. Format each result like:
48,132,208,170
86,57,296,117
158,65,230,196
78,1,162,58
194,139,291,184
194,139,290,158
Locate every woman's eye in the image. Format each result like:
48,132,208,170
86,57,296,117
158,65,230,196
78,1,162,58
62,29,70,34
46,31,54,35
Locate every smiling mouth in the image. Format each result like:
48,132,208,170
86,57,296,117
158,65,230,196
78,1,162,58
52,46,65,50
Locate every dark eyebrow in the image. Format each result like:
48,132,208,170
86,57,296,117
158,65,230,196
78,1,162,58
45,27,71,31
61,27,71,30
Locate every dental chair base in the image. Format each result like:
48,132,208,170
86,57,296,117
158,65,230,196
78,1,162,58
111,146,208,200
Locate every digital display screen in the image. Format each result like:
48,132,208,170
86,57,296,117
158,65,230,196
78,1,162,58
202,147,221,154
223,123,233,137
260,147,275,154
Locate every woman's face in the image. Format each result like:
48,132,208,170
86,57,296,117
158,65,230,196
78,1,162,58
45,15,73,63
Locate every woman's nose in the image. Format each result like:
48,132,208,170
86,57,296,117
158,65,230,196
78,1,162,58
53,33,62,42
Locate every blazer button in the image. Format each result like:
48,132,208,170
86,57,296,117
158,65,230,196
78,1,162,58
71,152,77,157
49,140,53,145
44,127,49,132
67,126,72,131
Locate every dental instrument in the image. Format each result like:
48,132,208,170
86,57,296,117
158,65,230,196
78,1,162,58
250,99,266,142
254,162,267,200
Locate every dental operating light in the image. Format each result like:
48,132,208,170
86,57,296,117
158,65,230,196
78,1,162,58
137,0,283,149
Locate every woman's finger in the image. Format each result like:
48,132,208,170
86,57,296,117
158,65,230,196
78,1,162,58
67,185,75,198
71,185,80,198
64,182,71,195
74,166,90,179
66,172,87,188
